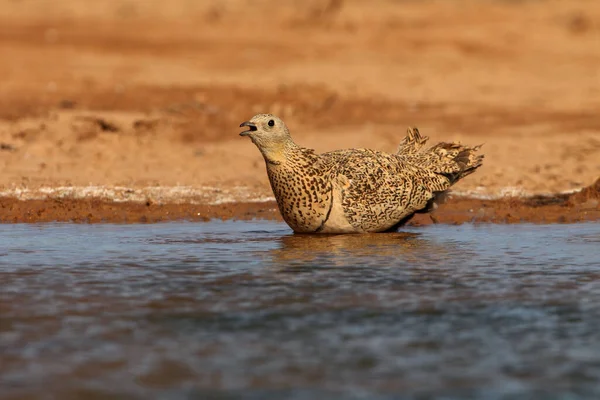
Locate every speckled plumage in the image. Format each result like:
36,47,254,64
240,114,483,233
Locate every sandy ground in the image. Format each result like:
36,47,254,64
0,0,599,223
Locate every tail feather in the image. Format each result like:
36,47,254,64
397,127,429,155
427,142,484,184
396,126,484,198
389,127,483,228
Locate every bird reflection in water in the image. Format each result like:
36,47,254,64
269,231,454,268
262,231,473,294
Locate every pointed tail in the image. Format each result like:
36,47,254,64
398,126,484,184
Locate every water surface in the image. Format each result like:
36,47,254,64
1,221,600,399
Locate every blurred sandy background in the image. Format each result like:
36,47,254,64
0,0,599,204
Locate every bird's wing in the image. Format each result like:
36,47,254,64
322,149,438,232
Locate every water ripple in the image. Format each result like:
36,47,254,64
1,221,600,399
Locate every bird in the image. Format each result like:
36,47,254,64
239,114,483,234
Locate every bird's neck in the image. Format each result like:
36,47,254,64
258,140,301,166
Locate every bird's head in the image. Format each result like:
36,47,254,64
239,114,290,141
239,114,294,162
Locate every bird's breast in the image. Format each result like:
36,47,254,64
266,163,333,233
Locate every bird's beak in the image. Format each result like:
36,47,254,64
239,121,257,136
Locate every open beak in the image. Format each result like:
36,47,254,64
239,121,257,136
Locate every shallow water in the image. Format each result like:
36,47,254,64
1,221,600,399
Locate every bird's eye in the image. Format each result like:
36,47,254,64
268,119,275,127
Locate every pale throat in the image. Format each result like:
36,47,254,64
257,139,297,166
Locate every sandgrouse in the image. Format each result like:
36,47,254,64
240,114,483,233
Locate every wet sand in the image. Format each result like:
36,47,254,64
0,0,599,224
0,177,598,224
